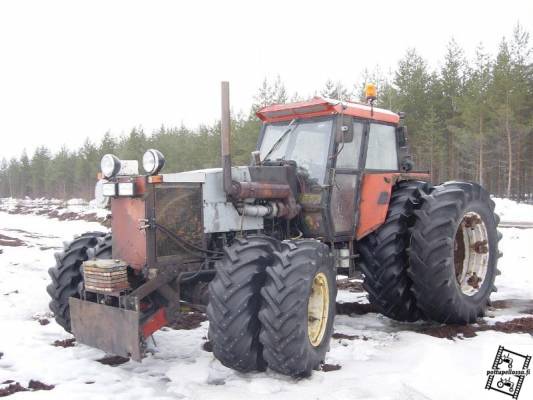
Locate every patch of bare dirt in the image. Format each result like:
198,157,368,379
492,317,533,334
0,234,25,247
7,205,32,216
336,302,379,315
38,318,50,326
332,332,369,341
0,382,27,397
96,355,129,366
4,202,109,225
27,380,54,391
422,324,478,339
421,317,533,340
168,312,207,330
321,363,342,372
52,338,76,348
0,380,54,397
490,299,533,315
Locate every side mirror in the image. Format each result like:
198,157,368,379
396,126,407,147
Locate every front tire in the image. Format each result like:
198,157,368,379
207,235,279,373
46,232,111,332
408,181,501,324
259,240,336,377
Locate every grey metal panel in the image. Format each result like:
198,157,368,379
161,167,251,184
204,202,263,233
70,297,142,361
202,167,263,233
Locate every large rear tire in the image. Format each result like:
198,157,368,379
358,180,431,322
259,239,336,377
46,232,111,332
207,235,279,373
408,181,501,324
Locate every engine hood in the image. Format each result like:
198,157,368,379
160,166,251,184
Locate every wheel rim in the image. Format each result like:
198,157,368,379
307,272,329,347
454,211,490,296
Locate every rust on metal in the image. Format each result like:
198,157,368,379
233,181,291,199
232,181,301,219
472,240,489,254
111,197,147,270
467,272,482,289
69,297,142,361
463,214,482,228
148,175,163,184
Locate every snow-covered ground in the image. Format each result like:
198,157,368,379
493,197,533,223
1,198,532,400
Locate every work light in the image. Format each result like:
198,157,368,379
100,154,121,178
142,149,165,175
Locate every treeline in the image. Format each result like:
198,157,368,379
1,24,532,200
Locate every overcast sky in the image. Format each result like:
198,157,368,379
0,0,531,160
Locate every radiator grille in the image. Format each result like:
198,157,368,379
154,183,204,259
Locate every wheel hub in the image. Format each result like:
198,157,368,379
307,272,329,347
454,211,490,296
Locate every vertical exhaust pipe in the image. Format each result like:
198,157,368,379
221,81,234,197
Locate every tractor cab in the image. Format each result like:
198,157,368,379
256,96,419,241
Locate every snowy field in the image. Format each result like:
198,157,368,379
0,198,532,400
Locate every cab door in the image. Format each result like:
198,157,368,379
328,118,366,240
355,122,400,239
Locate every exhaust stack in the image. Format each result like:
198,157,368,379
221,81,234,197
219,81,298,218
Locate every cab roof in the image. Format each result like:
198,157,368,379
256,97,399,124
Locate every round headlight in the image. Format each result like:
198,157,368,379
142,149,165,175
101,154,121,178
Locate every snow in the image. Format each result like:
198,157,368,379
0,197,110,220
493,197,533,223
1,198,533,399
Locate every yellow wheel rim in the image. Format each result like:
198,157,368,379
307,272,329,347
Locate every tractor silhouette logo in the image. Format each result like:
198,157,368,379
497,377,515,393
498,353,514,370
486,346,531,399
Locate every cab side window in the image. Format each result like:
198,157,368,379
365,123,398,170
335,121,364,169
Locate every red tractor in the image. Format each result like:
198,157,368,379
47,82,500,377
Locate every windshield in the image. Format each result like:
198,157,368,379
259,119,333,184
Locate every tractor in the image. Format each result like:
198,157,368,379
47,82,501,377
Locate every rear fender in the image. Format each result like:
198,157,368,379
355,172,430,239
